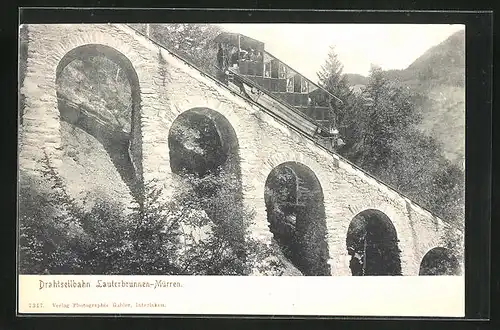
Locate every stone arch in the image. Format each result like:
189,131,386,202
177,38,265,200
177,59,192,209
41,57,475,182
169,96,253,146
346,209,402,276
264,161,330,276
55,43,143,199
168,107,240,178
167,107,246,274
165,90,277,244
19,25,156,183
419,247,461,276
257,152,332,193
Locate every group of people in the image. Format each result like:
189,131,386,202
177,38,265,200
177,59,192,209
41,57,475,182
217,43,263,72
239,49,263,63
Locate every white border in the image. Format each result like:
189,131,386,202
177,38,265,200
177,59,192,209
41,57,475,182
19,275,465,316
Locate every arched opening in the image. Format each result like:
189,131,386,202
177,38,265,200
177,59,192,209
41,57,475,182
56,44,142,201
346,209,402,276
419,247,461,276
168,107,245,274
264,161,330,276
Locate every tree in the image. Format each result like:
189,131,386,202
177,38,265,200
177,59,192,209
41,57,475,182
430,160,465,224
352,66,464,228
129,24,223,77
317,46,358,129
317,46,351,102
19,151,289,276
317,55,464,262
340,65,421,171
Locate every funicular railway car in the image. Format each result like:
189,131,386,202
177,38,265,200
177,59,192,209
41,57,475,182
213,31,345,149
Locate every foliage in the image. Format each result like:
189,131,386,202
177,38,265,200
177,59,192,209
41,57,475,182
339,65,422,169
318,47,465,259
19,152,286,275
127,24,222,77
317,46,360,130
19,158,86,274
317,46,351,100
371,30,465,164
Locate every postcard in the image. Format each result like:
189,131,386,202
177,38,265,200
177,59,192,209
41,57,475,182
18,21,466,317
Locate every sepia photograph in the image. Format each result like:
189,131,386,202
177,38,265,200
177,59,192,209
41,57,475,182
17,19,467,316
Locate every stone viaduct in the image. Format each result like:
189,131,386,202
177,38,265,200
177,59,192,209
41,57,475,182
19,23,461,276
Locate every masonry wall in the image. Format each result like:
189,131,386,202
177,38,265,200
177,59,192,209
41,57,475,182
19,24,185,209
20,23,450,276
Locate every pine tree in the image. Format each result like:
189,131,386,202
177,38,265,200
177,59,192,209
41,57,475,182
317,46,354,128
317,46,350,97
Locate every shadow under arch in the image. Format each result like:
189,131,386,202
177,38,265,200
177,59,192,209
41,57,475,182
419,247,461,276
168,107,245,274
264,161,330,276
346,209,402,276
55,44,143,202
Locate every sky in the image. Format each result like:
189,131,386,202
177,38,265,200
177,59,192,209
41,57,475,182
215,24,465,83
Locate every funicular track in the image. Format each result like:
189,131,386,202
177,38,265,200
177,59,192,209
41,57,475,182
123,24,333,149
118,23,448,221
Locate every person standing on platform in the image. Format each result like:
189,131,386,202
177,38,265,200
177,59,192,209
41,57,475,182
217,43,224,70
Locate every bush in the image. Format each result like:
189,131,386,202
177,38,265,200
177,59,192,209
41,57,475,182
19,152,287,275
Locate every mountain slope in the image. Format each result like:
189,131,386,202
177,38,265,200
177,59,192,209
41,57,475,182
345,29,465,164
345,73,368,86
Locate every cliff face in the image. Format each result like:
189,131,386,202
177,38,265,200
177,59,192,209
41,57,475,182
58,121,136,212
56,56,133,133
54,56,138,210
345,29,465,164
